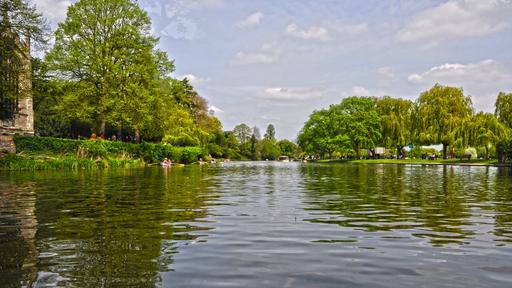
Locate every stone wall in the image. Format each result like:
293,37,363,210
0,35,34,136
0,135,16,155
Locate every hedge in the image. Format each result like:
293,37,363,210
13,136,205,164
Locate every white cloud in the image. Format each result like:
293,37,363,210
398,0,512,46
407,59,509,84
32,0,72,22
176,74,209,86
326,21,368,36
376,67,397,80
285,24,329,42
351,86,370,96
260,87,327,101
237,12,263,28
142,0,224,40
408,59,512,111
231,44,280,65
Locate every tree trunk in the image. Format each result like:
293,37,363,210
442,143,448,159
134,128,140,144
485,146,489,160
100,119,106,135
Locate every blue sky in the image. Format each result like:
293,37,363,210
33,0,512,140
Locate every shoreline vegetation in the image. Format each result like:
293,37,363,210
2,1,512,171
312,158,511,167
0,136,205,170
1,136,510,171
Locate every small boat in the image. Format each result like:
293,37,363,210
278,156,290,162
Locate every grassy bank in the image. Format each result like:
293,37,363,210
0,136,206,170
313,158,509,166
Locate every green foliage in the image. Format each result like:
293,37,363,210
0,153,143,170
264,124,276,141
278,139,298,157
495,92,512,129
496,138,512,163
45,0,175,137
233,123,252,145
376,97,413,154
298,96,381,158
464,147,478,159
12,136,204,164
0,0,49,45
258,139,281,160
14,136,82,153
466,112,508,159
414,84,473,158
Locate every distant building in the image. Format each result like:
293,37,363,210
0,32,33,136
0,29,33,153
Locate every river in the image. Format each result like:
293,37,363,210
1,162,512,287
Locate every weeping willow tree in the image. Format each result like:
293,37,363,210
414,85,473,159
376,96,413,156
0,0,47,121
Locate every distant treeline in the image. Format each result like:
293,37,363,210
298,85,512,162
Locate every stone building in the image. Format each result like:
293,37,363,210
0,31,34,153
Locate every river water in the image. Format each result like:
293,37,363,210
1,162,512,287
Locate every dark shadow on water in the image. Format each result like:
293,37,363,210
0,167,219,287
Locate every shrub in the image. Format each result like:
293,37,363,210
497,138,512,163
12,136,205,164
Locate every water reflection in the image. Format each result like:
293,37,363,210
301,164,512,246
1,163,512,287
0,167,218,287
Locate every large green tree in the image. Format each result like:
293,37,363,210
376,96,413,156
414,84,473,158
332,96,382,158
298,109,347,158
495,92,512,129
46,0,173,136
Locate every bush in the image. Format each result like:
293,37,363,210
12,136,205,164
14,136,82,153
497,138,512,163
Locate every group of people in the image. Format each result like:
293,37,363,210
161,158,172,167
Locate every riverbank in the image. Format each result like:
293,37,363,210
313,158,512,167
0,136,206,170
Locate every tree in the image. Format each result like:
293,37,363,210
332,97,382,158
278,139,298,157
258,139,281,160
0,0,48,45
298,108,350,158
233,123,252,145
376,96,413,156
467,112,508,159
414,84,473,159
495,92,512,129
264,124,276,141
252,126,261,140
46,0,173,136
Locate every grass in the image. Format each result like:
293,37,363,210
0,136,206,170
314,158,504,166
0,152,145,171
